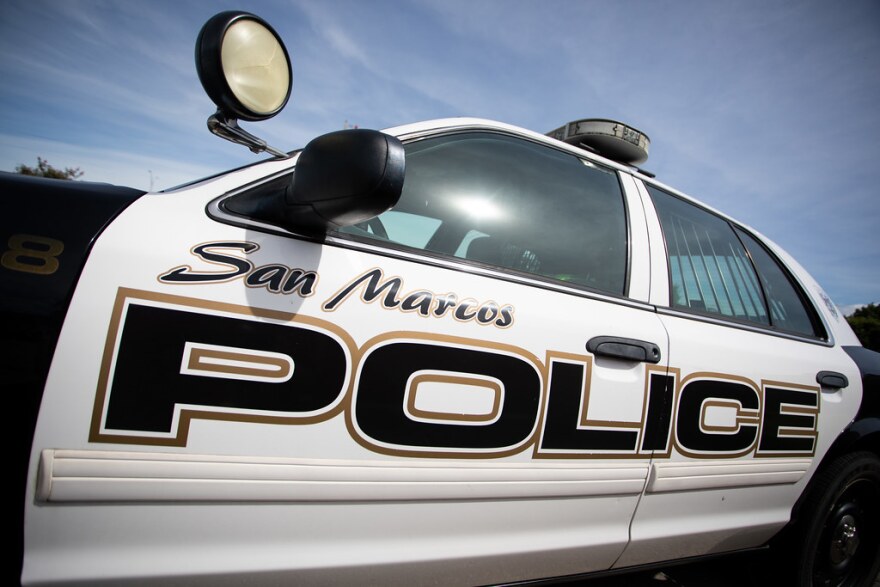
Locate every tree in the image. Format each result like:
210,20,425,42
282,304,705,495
15,157,83,180
846,303,880,352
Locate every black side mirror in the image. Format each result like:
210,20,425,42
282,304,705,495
222,128,405,236
282,129,405,234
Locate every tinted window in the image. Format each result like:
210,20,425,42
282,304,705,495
734,228,820,337
650,185,822,338
337,132,629,295
648,186,769,325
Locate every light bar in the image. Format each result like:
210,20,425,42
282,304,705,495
547,119,650,166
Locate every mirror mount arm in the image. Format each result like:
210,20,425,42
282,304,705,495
207,110,290,159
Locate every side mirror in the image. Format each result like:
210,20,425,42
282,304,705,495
282,129,406,234
223,129,406,236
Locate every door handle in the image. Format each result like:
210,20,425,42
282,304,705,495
586,336,662,364
816,371,848,389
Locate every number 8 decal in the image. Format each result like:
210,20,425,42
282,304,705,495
2,234,64,275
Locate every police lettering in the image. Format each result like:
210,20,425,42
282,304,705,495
352,339,541,456
94,302,347,444
93,290,819,458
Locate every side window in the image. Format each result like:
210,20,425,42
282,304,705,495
336,132,629,296
734,228,821,337
649,185,822,338
648,185,769,326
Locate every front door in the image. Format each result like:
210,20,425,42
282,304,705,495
26,128,670,584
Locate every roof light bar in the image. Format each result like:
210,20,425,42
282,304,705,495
547,119,650,166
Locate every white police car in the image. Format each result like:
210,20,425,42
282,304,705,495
6,11,879,587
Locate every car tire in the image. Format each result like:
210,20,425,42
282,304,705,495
793,451,880,587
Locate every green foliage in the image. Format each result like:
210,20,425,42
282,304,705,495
15,156,83,180
846,303,880,352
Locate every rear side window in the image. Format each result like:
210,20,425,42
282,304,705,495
648,185,822,338
733,228,819,336
337,132,629,296
648,186,768,325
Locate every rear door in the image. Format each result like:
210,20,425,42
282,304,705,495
616,180,862,568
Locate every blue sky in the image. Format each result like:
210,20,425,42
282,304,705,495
1,0,878,311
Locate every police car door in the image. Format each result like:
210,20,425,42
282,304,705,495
615,180,861,568
324,128,671,577
26,127,668,584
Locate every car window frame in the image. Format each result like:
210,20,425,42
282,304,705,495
327,128,638,303
206,125,660,312
642,180,830,344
